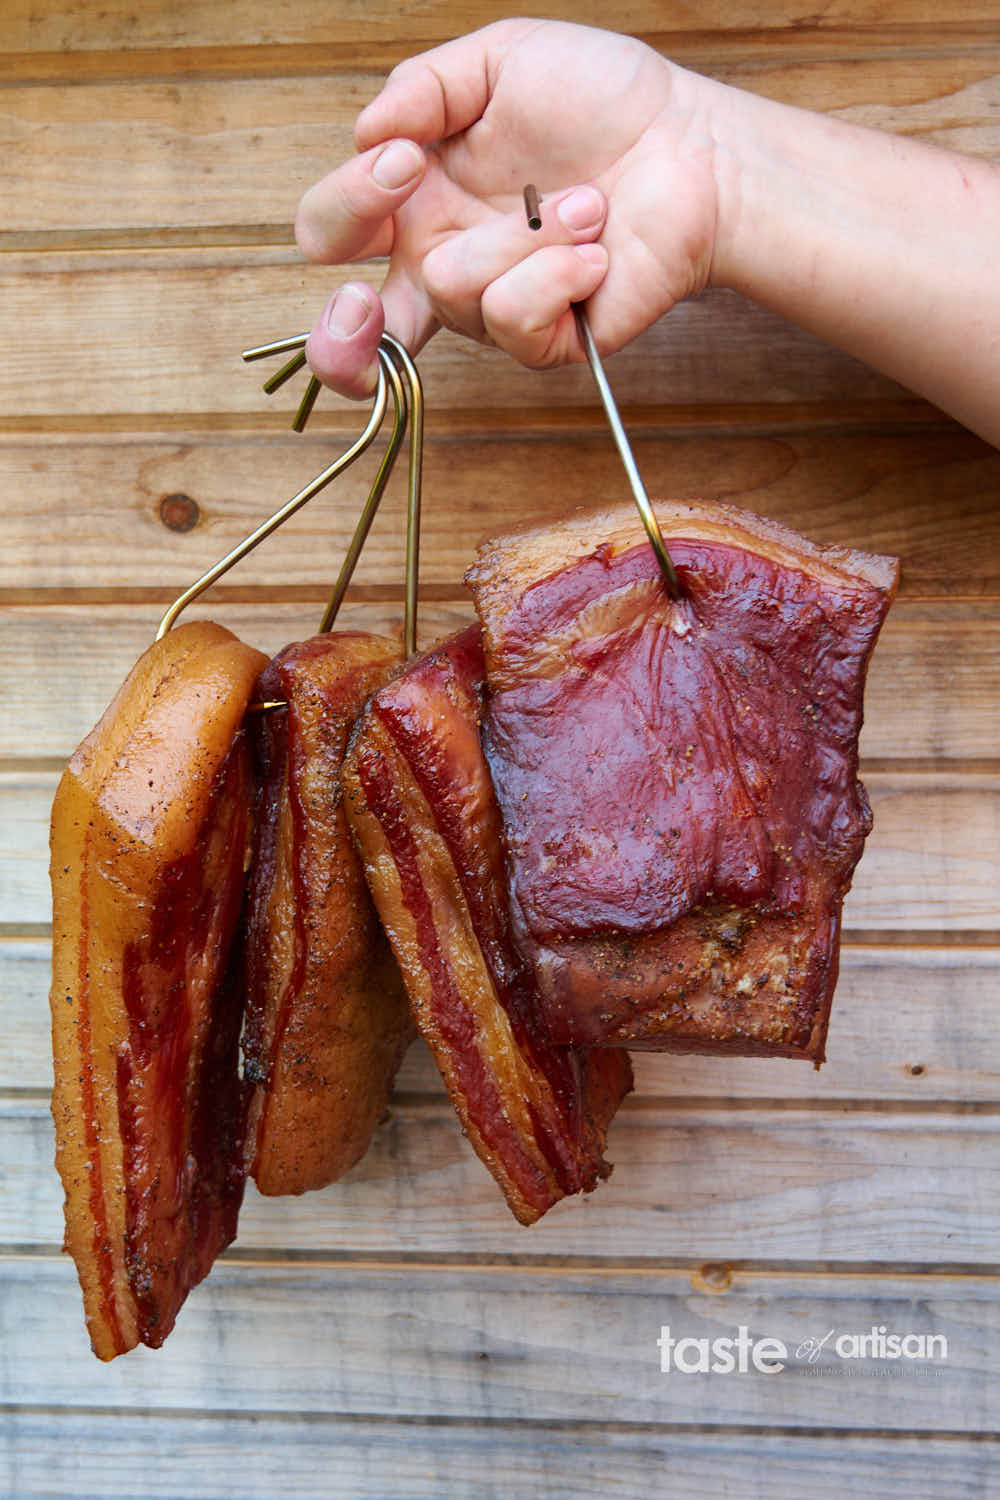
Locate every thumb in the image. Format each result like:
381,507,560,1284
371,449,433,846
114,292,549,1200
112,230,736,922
305,282,385,401
296,139,426,265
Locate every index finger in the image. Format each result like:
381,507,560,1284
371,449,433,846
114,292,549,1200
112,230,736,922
354,18,542,149
295,138,426,265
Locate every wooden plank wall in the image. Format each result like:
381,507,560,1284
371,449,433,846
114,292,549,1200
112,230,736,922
2,3,999,1495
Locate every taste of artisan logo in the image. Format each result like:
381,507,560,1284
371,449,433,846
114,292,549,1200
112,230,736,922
656,1324,949,1374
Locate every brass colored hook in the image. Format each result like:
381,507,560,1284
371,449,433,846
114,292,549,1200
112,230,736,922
156,331,424,656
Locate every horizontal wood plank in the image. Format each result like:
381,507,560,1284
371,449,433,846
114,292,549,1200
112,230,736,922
0,258,909,417
3,1414,998,1499
9,1097,1000,1261
8,33,1000,94
7,771,999,929
9,937,999,1101
4,54,998,242
6,0,1000,55
2,425,997,596
0,76,365,240
716,47,1000,130
2,1260,997,1428
3,600,998,761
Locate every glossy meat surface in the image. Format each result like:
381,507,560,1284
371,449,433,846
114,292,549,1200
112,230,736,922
343,627,632,1226
242,633,413,1196
467,501,899,1058
49,621,267,1359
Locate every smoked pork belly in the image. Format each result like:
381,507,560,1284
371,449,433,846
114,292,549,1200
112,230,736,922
466,500,899,1061
50,621,267,1360
242,633,413,1196
342,627,632,1226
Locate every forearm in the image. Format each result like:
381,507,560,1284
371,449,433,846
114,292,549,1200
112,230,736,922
700,73,1000,443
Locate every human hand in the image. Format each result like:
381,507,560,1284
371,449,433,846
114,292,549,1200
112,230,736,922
295,19,724,396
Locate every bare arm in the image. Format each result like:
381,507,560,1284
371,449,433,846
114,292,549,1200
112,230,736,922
706,79,1000,443
295,19,1000,445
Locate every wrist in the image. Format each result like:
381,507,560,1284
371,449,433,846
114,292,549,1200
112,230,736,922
700,78,786,296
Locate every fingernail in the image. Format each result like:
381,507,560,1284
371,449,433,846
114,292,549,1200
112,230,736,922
557,186,604,233
372,139,423,190
327,285,371,338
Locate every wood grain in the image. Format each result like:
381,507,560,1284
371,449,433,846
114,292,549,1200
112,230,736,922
3,601,998,762
0,258,909,417
7,610,1000,778
8,936,999,1101
0,77,366,239
4,54,998,243
5,0,1000,55
9,771,1000,928
710,51,1000,169
2,425,997,596
3,1260,997,1426
4,1415,999,1500
11,1095,1000,1261
8,34,1000,94
4,0,998,1478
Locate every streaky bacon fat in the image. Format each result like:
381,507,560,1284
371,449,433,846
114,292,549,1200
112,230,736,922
49,621,267,1359
342,627,632,1226
242,633,413,1196
466,500,899,1061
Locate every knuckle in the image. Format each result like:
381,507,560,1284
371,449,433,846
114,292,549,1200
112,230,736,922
294,207,328,264
480,280,524,338
521,340,561,371
420,242,455,305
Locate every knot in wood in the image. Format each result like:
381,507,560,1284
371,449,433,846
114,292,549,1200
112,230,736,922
159,492,200,533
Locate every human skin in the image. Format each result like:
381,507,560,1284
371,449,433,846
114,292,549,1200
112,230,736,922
295,18,1000,445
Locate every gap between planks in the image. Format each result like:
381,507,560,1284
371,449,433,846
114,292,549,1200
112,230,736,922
7,924,1000,946
7,1087,1000,1117
0,401,947,437
0,1404,997,1443
8,755,1000,778
3,24,1000,85
3,1248,999,1280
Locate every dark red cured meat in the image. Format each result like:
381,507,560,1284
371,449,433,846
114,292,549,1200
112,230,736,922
342,627,632,1225
115,735,251,1345
467,500,899,1059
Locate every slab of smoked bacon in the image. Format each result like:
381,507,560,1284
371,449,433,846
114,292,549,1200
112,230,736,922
342,627,632,1227
466,500,899,1061
50,621,268,1360
242,633,413,1196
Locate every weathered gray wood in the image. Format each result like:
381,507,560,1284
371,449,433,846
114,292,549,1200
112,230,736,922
2,1414,998,1500
14,1098,1000,1261
4,601,999,762
2,1259,996,1429
8,939,1000,1101
8,771,1000,928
